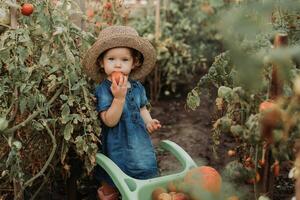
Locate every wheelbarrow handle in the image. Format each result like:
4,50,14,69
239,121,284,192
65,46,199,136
159,140,197,172
96,153,134,200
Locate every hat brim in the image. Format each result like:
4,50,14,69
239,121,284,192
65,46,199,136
82,35,156,83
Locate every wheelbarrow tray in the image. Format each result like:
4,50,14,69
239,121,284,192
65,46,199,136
96,140,197,200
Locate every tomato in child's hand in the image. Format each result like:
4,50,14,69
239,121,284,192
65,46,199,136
111,71,123,85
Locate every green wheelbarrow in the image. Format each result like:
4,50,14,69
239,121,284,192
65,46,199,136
96,140,197,200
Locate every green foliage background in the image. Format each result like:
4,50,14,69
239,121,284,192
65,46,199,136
130,0,223,95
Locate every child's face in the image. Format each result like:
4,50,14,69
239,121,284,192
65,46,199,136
101,47,135,79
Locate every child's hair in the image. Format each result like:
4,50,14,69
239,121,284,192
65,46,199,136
97,47,144,71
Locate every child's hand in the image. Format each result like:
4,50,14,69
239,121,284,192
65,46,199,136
146,119,161,133
111,75,128,100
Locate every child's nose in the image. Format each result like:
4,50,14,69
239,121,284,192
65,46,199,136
115,60,121,67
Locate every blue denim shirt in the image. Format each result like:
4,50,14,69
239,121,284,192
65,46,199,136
94,79,158,184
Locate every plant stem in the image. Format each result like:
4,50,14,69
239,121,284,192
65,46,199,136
23,121,57,188
3,85,64,135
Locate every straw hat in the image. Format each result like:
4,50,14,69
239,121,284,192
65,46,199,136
82,25,156,83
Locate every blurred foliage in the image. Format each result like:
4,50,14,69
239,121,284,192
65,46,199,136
187,0,300,197
85,0,130,34
0,0,101,198
130,0,224,95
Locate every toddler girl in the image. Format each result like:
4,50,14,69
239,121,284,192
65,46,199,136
82,25,161,200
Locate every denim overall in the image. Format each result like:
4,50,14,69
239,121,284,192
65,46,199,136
94,79,158,186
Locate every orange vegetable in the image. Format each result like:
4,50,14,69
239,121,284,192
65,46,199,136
111,71,123,85
259,100,275,112
227,150,236,157
157,193,172,200
171,192,189,200
227,195,239,200
167,181,178,192
260,106,283,143
184,166,222,194
152,187,167,200
21,3,34,16
86,8,94,18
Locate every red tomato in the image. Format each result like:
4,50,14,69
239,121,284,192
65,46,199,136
104,2,112,10
227,150,236,157
21,3,34,16
184,166,222,194
259,101,275,112
111,71,123,85
86,8,94,18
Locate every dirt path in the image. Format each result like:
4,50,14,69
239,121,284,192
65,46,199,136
150,94,229,172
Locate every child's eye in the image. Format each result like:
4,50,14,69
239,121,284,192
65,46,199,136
123,59,129,61
108,58,114,61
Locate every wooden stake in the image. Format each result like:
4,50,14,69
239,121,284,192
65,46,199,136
260,33,289,198
155,0,160,41
294,140,300,200
10,0,18,29
270,33,288,100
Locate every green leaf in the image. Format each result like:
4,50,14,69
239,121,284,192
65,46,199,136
64,46,75,64
218,86,233,101
60,94,68,101
0,117,9,131
230,125,244,137
19,97,27,114
63,123,73,141
75,136,86,156
61,104,70,116
28,95,36,111
32,120,44,131
71,82,80,91
39,52,50,66
186,89,200,110
12,141,22,150
209,0,224,8
0,48,10,62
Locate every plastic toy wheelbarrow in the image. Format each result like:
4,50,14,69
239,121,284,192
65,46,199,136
96,140,197,200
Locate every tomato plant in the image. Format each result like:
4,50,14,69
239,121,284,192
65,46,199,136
0,0,100,198
187,0,300,199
